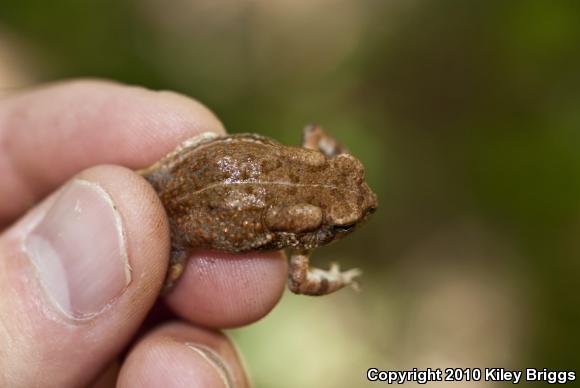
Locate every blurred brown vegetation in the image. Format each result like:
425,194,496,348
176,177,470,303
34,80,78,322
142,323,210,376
1,0,579,386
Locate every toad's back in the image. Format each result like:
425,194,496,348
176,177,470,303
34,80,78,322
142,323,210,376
141,133,374,252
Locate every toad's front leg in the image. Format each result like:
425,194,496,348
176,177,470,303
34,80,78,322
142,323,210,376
288,250,361,296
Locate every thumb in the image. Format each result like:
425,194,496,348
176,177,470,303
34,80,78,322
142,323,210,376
0,165,169,387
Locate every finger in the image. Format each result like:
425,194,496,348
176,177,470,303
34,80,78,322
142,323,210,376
118,322,249,388
0,79,225,225
89,363,120,388
0,165,169,387
165,250,288,328
0,79,288,328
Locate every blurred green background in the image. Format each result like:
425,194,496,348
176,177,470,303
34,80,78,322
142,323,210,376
1,0,579,386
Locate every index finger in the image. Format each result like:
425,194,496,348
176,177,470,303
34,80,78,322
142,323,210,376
0,79,225,225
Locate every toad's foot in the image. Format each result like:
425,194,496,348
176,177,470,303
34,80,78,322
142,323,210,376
162,248,188,294
302,124,348,157
288,251,362,296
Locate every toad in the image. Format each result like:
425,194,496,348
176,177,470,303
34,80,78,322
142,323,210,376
138,125,378,296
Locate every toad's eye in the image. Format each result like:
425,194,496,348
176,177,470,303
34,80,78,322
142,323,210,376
334,224,355,232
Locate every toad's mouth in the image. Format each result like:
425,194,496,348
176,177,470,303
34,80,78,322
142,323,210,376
334,223,356,233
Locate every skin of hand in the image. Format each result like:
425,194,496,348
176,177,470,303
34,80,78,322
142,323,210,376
0,80,288,388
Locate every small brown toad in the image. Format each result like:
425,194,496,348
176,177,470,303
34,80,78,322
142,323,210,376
138,125,378,296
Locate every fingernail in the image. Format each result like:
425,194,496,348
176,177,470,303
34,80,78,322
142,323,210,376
185,343,235,388
24,179,131,319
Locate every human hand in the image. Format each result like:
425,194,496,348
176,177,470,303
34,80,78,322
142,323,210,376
0,80,287,387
